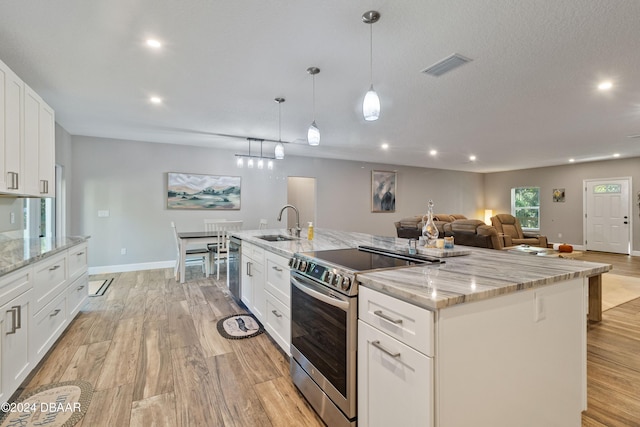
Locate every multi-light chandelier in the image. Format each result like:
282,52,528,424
235,138,275,170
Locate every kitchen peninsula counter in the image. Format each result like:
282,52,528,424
231,228,611,311
0,235,90,277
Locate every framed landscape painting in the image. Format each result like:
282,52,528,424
167,172,241,210
371,170,396,212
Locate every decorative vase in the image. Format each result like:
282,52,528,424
422,200,439,247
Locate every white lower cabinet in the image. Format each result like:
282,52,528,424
241,242,265,321
1,288,32,405
358,286,434,427
265,292,290,355
264,251,291,355
0,242,88,403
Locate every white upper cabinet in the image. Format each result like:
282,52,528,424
0,58,55,197
0,60,24,194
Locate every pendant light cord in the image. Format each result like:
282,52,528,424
278,101,282,141
312,74,316,119
369,22,374,84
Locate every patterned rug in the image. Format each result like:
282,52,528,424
0,381,92,427
217,313,265,339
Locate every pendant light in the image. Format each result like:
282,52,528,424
307,67,320,146
362,10,381,121
274,97,285,159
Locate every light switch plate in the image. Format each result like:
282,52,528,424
98,210,110,217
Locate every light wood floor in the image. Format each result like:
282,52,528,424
17,267,324,427
15,251,640,426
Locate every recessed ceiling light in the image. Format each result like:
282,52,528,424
613,153,620,157
429,149,437,156
146,39,162,48
381,143,389,150
150,96,162,104
597,81,613,91
569,158,575,163
469,155,476,161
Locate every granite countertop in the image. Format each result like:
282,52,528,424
0,235,90,277
232,228,612,311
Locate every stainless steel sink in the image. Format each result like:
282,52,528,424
256,234,297,242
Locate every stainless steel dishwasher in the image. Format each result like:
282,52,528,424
227,236,242,302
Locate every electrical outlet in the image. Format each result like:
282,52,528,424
121,248,127,255
10,212,15,224
558,233,563,239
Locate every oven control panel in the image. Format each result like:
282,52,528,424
289,256,353,294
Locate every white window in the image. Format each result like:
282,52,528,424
511,187,540,231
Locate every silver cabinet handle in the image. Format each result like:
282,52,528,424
372,340,401,358
6,308,17,335
50,309,61,317
7,171,19,190
246,261,252,277
77,285,85,291
49,265,61,271
271,310,283,318
373,310,403,324
40,179,49,194
272,266,283,272
13,305,21,329
76,252,85,256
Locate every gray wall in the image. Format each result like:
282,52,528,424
70,135,484,269
485,157,640,249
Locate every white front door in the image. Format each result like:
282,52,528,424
584,178,631,254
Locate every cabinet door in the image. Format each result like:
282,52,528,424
358,321,433,427
0,61,23,194
250,259,265,321
23,85,40,196
0,289,32,404
38,101,55,197
241,258,253,309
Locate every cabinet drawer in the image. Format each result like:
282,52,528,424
33,252,68,314
0,267,32,306
265,252,291,306
67,273,88,317
68,243,88,281
31,292,67,359
242,242,264,261
359,286,434,357
265,292,290,356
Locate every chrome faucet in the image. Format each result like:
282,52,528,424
277,204,301,238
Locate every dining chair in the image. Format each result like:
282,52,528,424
210,220,243,279
171,221,210,280
259,218,268,229
204,218,227,233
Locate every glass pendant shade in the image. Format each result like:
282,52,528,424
363,84,380,121
247,158,254,168
267,160,274,170
236,157,244,168
307,120,320,146
274,142,285,159
257,158,264,169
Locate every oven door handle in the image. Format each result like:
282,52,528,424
291,275,350,311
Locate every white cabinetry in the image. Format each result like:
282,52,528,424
0,269,32,404
0,242,88,403
358,286,434,427
264,251,291,355
0,60,23,194
241,242,265,321
0,58,55,197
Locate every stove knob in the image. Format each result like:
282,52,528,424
299,261,307,272
292,259,300,270
341,277,351,291
334,274,342,287
289,258,295,267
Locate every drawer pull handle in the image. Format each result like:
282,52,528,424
76,252,85,256
6,308,17,335
13,305,21,329
49,265,61,271
372,340,401,358
77,285,85,291
271,310,282,318
272,266,283,272
373,310,403,324
50,309,62,317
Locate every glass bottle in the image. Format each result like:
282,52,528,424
422,200,439,247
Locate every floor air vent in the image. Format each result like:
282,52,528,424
421,53,472,77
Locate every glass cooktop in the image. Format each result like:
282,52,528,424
304,246,442,272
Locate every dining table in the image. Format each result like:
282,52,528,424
176,230,219,284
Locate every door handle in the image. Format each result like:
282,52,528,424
13,305,21,329
624,221,628,224
6,308,17,335
272,266,283,272
371,340,401,358
373,310,403,324
50,309,61,317
271,310,282,318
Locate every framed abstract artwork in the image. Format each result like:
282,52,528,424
167,172,241,210
371,170,396,212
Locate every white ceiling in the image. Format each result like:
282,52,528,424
1,0,640,173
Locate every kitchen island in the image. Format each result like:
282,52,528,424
231,228,611,427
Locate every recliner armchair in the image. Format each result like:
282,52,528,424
490,214,548,248
443,219,503,249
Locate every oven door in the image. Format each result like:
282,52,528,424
290,271,357,420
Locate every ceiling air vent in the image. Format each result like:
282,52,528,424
421,53,472,77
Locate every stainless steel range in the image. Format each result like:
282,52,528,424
289,246,443,427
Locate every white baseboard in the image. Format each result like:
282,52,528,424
88,260,175,275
